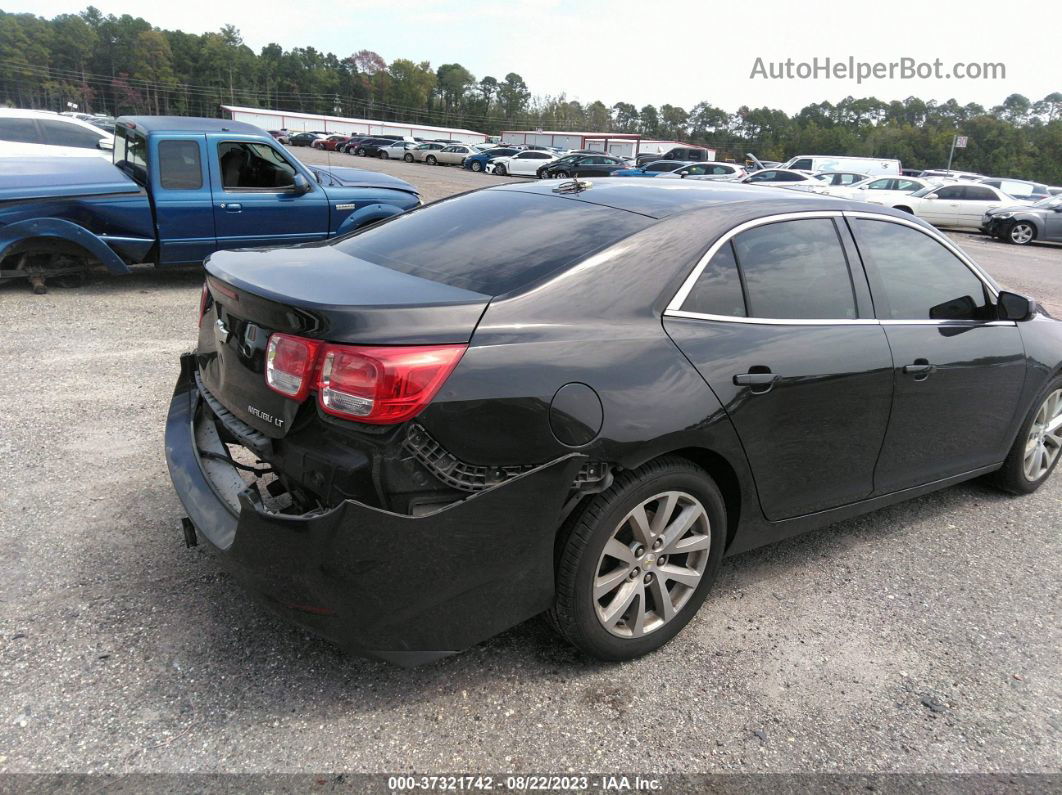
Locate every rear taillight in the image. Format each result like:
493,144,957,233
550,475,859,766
317,344,465,424
266,333,321,401
198,282,209,326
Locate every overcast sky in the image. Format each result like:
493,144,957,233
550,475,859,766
10,0,1060,114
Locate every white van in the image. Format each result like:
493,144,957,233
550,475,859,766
781,155,900,176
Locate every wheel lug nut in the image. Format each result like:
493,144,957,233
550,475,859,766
652,539,663,550
634,545,645,557
643,573,654,584
658,555,667,566
629,567,640,579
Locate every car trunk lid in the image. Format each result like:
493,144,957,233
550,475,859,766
197,245,490,438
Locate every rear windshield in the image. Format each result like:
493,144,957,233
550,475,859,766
334,189,654,295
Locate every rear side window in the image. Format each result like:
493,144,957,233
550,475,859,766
964,186,998,201
789,159,814,170
731,219,858,319
681,241,747,317
852,220,990,321
335,190,653,295
0,117,40,143
158,140,203,189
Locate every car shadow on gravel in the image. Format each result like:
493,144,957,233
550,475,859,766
0,263,204,297
141,474,1020,715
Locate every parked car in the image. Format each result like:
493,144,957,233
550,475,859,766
408,142,448,162
978,178,1051,202
89,116,117,134
464,147,521,172
919,169,984,181
313,135,350,151
268,130,290,145
0,117,420,293
340,137,374,154
166,178,1062,666
424,144,476,166
890,183,1031,229
827,175,933,203
489,150,557,176
357,139,402,158
0,108,114,160
378,140,419,159
537,154,628,178
613,160,693,178
981,194,1062,245
781,155,901,176
288,132,325,147
740,169,828,192
657,162,747,181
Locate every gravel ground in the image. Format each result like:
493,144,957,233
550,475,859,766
0,153,1060,775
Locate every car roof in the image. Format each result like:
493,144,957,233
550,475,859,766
116,116,265,135
488,178,856,220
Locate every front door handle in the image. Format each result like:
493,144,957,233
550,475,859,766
903,359,934,380
218,202,242,212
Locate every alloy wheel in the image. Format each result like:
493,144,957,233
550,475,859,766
1024,389,1062,481
1010,223,1034,245
593,491,711,638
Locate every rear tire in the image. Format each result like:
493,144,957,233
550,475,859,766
425,155,438,165
554,170,570,178
471,161,483,172
404,153,414,162
993,376,1062,494
547,456,726,661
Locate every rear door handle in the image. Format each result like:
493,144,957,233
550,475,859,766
903,359,934,380
218,202,242,212
733,372,780,394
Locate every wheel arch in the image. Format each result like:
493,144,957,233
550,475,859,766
0,219,131,275
663,446,743,551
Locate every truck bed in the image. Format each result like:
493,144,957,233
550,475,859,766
0,157,143,202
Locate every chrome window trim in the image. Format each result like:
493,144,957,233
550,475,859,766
666,210,845,313
665,208,1003,326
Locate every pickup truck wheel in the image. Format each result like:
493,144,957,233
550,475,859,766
425,155,438,166
1,251,90,295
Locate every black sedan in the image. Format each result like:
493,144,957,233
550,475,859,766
354,138,400,157
537,153,628,179
167,181,1062,666
287,132,321,147
982,194,1062,245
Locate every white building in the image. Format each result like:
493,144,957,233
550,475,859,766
221,105,488,144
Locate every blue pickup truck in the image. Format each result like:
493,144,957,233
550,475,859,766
0,116,421,292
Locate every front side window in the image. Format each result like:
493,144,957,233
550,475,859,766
852,219,991,321
158,140,203,190
895,179,921,192
218,142,296,190
867,179,893,190
731,219,858,319
934,186,965,200
646,162,676,172
789,158,814,170
681,241,747,318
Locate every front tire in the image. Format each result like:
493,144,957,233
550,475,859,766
493,163,507,176
425,155,438,165
548,457,726,661
554,170,570,179
994,379,1062,494
471,160,483,172
1007,221,1036,245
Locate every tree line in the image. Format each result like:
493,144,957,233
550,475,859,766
2,7,1061,183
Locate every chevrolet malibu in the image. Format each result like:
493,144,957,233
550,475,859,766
166,180,1062,666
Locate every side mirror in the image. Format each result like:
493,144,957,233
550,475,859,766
858,185,868,190
997,290,1037,322
924,194,937,200
97,139,114,151
292,173,311,194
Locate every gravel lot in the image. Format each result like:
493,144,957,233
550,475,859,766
0,152,1059,776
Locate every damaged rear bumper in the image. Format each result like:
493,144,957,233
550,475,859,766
164,353,583,666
